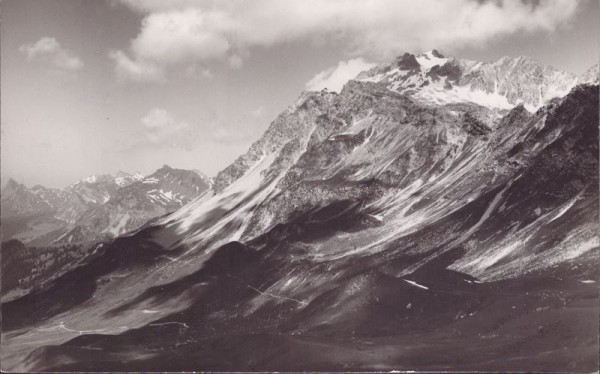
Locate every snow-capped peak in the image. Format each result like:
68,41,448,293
115,171,144,187
416,50,448,70
355,51,580,112
70,174,113,186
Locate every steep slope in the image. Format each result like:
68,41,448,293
1,52,598,372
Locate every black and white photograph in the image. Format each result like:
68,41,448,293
1,0,599,371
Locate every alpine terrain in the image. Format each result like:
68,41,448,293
1,166,211,300
1,51,598,372
1,167,211,245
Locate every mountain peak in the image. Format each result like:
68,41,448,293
4,178,22,191
356,51,579,111
516,55,536,62
419,49,445,59
394,52,420,70
115,170,131,178
496,54,538,66
430,49,444,58
76,174,114,185
150,164,183,179
114,170,144,187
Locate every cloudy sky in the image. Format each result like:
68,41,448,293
2,0,598,188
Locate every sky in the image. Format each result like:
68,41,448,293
1,0,598,188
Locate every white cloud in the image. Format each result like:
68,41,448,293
131,9,231,66
19,37,83,71
306,58,376,92
109,50,164,82
113,0,581,82
138,108,195,149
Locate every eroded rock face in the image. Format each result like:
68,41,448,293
212,91,338,193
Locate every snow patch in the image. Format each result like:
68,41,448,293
404,279,429,290
104,213,130,236
368,214,384,222
413,79,515,110
549,198,578,223
81,175,98,184
416,51,448,70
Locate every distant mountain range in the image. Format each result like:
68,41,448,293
1,166,211,246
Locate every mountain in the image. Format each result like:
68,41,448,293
355,50,580,111
66,174,122,204
115,170,145,187
73,165,212,241
1,167,210,245
1,179,54,217
1,52,598,372
1,180,65,244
